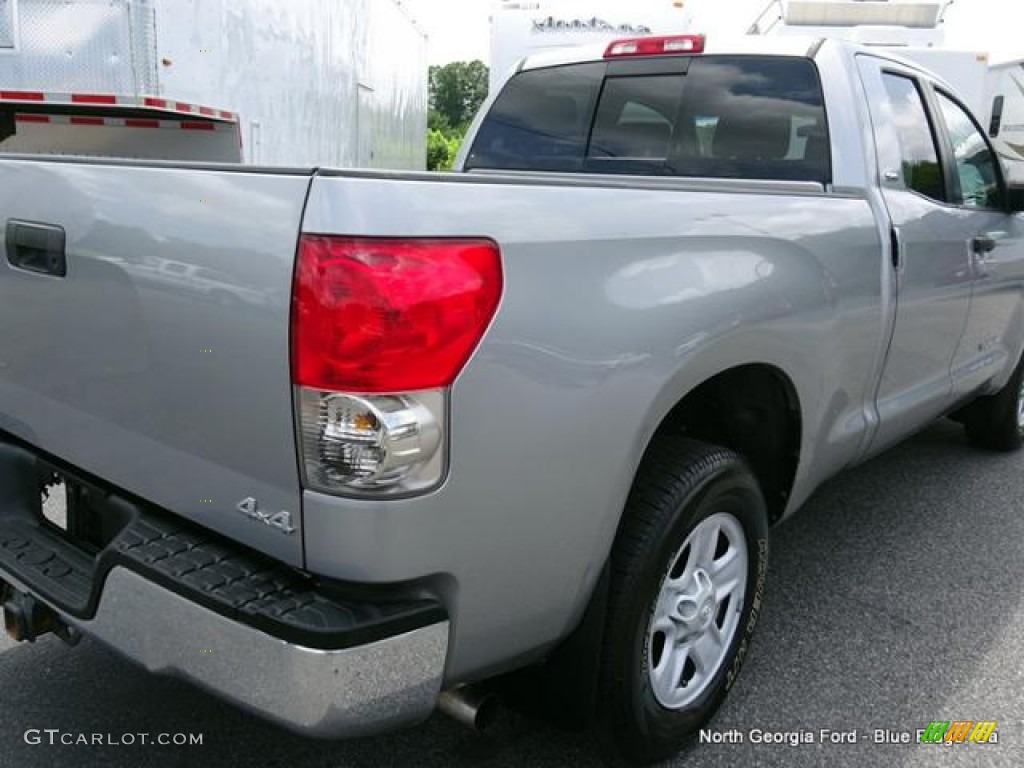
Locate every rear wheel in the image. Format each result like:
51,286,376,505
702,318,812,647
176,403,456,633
599,437,769,764
961,353,1024,452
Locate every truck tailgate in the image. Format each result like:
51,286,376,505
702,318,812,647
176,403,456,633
0,158,312,565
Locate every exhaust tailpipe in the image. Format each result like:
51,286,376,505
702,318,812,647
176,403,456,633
438,686,500,731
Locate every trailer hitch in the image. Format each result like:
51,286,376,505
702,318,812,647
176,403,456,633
2,586,81,646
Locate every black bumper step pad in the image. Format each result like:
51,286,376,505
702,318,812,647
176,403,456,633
0,439,445,650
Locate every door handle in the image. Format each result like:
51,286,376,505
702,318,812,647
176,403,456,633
971,235,997,255
890,226,904,272
4,220,67,277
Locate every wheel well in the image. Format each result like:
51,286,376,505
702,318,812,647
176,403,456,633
652,365,801,524
518,366,801,724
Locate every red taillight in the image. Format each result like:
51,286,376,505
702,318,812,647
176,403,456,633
604,34,706,58
291,236,502,393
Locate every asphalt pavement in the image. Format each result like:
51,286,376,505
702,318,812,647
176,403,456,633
1,420,1021,767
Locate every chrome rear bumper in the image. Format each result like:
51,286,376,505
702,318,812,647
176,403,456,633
76,567,449,737
0,435,450,738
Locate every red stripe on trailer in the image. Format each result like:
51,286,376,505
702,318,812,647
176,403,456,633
198,106,215,117
144,97,168,109
174,102,193,113
219,110,235,120
15,115,232,130
1,90,45,101
71,94,118,105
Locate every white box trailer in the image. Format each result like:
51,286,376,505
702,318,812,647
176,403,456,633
489,0,693,93
0,0,428,168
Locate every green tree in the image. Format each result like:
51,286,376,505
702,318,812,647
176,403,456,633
427,129,452,171
429,60,489,133
426,60,489,171
427,129,462,172
428,109,451,134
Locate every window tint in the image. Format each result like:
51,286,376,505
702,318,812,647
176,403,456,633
468,56,831,183
881,74,945,202
661,57,830,183
588,75,683,161
936,92,1002,208
465,63,604,172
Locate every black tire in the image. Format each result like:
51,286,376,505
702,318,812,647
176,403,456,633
961,353,1024,452
599,437,769,765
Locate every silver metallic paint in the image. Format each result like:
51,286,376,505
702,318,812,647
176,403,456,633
301,171,884,680
0,160,312,565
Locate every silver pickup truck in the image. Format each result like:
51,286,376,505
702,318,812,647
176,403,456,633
1,34,1023,764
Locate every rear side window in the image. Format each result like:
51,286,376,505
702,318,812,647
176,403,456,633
466,56,831,184
881,74,946,202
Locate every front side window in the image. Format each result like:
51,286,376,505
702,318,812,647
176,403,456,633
936,91,1002,209
881,74,946,202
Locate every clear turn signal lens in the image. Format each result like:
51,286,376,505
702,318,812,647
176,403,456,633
298,387,444,495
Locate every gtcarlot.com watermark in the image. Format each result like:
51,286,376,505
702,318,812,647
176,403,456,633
24,729,203,746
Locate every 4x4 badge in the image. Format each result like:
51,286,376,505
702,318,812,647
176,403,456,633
236,497,297,535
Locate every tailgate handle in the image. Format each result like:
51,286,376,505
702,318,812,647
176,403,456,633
5,220,67,277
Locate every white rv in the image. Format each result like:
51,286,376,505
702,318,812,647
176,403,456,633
987,60,1024,183
0,0,428,168
489,0,694,93
748,0,1023,180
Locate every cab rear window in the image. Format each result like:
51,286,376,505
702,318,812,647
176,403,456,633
466,56,831,184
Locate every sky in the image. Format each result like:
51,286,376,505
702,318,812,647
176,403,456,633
401,0,1024,66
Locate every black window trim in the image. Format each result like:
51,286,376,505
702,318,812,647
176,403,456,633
925,82,1008,212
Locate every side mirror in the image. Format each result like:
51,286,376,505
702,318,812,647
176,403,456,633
1007,185,1024,214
